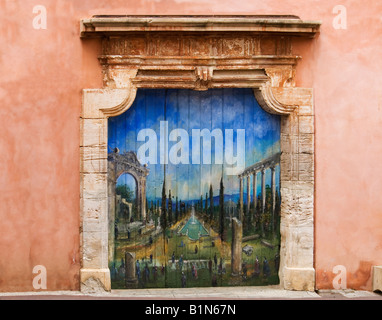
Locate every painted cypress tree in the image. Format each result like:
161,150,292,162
179,199,183,218
219,177,225,241
160,180,167,232
145,197,149,223
175,196,179,222
209,184,214,222
168,189,173,226
205,193,208,217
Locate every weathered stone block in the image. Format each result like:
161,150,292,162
280,134,299,155
80,145,108,173
283,267,315,291
82,231,108,269
80,268,111,293
281,181,314,196
273,87,313,107
298,115,314,134
373,266,382,292
81,173,108,200
298,133,314,154
80,118,107,148
280,152,301,182
298,105,314,116
280,200,313,229
298,153,314,181
81,198,108,233
286,111,300,134
81,197,107,221
280,152,293,172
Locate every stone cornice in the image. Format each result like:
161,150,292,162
80,15,320,94
80,15,321,38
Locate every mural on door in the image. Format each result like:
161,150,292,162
108,88,281,289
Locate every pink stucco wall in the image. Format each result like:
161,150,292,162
0,0,381,291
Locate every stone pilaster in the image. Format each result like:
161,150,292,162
80,86,137,293
276,87,315,291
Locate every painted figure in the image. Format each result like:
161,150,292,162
181,272,186,288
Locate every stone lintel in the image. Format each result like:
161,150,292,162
81,15,321,38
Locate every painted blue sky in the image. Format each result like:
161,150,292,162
109,88,280,202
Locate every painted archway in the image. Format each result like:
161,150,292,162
107,150,149,263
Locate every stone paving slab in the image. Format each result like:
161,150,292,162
316,289,382,300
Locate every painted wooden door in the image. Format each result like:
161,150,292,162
108,88,281,289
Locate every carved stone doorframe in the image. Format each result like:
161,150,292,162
79,15,320,292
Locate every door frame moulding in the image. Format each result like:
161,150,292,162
79,15,320,293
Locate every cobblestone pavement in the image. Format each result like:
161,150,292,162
0,287,381,300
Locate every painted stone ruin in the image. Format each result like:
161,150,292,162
108,88,282,289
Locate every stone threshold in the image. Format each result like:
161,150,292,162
1,289,381,300
2,286,380,299
0,286,319,299
1,290,381,299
